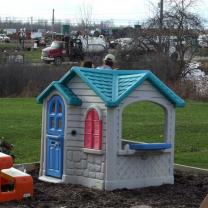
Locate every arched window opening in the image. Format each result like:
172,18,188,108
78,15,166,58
47,95,65,135
122,101,165,144
84,109,102,150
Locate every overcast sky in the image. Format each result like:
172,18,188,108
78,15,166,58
1,0,208,25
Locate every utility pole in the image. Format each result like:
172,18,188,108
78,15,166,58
52,9,55,40
30,16,33,33
159,0,164,46
159,0,164,30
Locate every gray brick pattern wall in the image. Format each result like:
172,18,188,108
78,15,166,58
63,76,107,184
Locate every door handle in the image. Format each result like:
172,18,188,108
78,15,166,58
47,135,60,139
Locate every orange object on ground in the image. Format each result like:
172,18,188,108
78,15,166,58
0,152,13,170
0,152,33,202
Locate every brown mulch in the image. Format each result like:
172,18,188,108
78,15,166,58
1,169,208,208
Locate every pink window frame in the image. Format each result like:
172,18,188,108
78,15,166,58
84,108,102,150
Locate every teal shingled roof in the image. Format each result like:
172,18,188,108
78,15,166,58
36,81,82,106
61,67,185,107
37,67,185,107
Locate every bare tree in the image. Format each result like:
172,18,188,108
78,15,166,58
77,2,93,35
166,0,202,76
143,0,203,81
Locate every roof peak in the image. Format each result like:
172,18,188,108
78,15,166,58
37,67,185,108
72,67,150,75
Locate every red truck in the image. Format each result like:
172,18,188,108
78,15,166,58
41,36,107,65
41,40,83,64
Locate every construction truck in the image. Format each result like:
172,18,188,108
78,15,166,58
41,35,108,65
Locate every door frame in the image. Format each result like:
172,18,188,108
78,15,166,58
45,95,65,178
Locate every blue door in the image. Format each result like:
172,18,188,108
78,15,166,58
46,95,65,178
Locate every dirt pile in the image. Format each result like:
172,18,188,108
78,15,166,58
2,169,208,208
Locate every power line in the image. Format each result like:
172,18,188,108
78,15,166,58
0,16,146,26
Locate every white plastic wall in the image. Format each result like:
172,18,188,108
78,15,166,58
105,80,176,190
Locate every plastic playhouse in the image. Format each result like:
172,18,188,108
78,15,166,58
0,152,33,202
37,67,185,190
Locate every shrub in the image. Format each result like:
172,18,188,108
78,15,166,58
116,50,182,83
0,64,76,97
0,138,15,160
116,49,208,101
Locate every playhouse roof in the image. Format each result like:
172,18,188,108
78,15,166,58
37,67,185,107
37,81,82,105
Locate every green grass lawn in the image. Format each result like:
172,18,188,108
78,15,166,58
0,42,19,49
123,100,208,169
24,48,42,63
0,42,42,63
175,101,208,168
0,98,41,163
0,98,208,168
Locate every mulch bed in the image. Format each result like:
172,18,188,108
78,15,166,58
2,169,208,208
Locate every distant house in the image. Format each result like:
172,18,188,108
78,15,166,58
4,29,16,35
31,32,42,39
37,67,185,190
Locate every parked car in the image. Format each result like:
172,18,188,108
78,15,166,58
109,38,133,49
0,34,10,43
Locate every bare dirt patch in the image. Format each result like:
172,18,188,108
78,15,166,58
2,169,208,208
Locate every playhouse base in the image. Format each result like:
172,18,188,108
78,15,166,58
64,175,104,190
104,176,174,190
39,173,105,189
39,175,63,184
39,173,173,191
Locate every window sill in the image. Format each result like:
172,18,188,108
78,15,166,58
117,144,171,156
82,148,103,155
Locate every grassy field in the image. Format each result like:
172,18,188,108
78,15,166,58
174,101,208,168
0,98,208,168
123,101,208,168
0,98,41,163
24,48,42,63
0,42,19,49
0,41,42,63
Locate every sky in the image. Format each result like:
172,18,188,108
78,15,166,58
1,0,208,26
